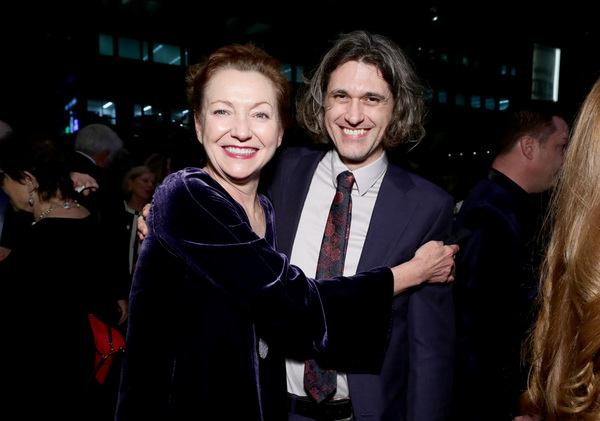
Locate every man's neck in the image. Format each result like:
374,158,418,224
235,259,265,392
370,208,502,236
491,158,531,194
489,165,530,201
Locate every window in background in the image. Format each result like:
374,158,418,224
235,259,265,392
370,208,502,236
532,44,561,102
152,43,183,66
87,100,116,125
99,34,114,56
118,37,141,60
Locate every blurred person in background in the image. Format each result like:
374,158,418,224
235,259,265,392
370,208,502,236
120,165,156,290
0,130,124,420
451,103,569,421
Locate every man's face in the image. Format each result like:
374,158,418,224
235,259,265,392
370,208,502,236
532,116,569,192
324,61,394,170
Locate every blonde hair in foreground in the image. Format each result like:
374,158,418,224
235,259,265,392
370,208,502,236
521,76,600,420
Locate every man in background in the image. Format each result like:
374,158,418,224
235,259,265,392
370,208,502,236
0,119,13,261
70,123,126,224
451,104,569,420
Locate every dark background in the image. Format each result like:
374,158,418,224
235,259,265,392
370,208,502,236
1,1,598,197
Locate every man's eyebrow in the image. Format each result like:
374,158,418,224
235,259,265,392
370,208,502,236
328,88,348,96
363,91,388,100
328,88,387,100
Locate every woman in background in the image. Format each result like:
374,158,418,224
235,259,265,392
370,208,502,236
121,165,156,278
0,131,122,420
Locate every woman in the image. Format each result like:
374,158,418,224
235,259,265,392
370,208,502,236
519,76,600,420
121,165,156,277
0,132,124,419
116,43,458,420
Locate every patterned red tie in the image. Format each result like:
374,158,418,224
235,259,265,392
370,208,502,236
304,170,355,403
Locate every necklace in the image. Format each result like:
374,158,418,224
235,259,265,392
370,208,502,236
32,201,79,225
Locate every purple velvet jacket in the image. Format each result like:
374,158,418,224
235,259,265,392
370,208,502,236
116,168,394,421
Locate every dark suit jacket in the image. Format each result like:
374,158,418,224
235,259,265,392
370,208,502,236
69,151,131,306
450,169,543,421
68,151,123,224
116,168,395,421
267,146,456,421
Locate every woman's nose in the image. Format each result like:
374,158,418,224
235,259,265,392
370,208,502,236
231,116,252,141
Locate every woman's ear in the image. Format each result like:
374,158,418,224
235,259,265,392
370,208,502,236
194,115,203,145
23,171,39,193
277,127,284,148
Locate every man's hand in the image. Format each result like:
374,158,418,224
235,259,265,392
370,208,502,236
70,172,99,196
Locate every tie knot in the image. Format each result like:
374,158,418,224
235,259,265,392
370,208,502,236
336,171,354,191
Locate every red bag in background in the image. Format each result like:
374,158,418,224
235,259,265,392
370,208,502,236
88,313,125,384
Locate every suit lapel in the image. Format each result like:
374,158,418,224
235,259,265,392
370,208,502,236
274,148,326,256
275,150,418,269
357,164,417,271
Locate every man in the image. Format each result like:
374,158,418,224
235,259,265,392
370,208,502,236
450,105,569,420
70,123,130,328
0,120,13,261
266,30,456,421
70,123,126,222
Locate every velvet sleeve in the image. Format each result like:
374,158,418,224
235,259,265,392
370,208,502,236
149,168,393,368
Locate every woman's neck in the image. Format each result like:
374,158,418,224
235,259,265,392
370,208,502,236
204,167,265,237
127,195,148,213
32,196,88,224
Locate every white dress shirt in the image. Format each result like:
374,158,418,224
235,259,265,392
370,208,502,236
286,149,388,399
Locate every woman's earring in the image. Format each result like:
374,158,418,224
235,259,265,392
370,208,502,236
29,195,34,206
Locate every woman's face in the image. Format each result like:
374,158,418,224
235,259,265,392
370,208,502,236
195,69,283,185
0,173,30,213
128,171,156,202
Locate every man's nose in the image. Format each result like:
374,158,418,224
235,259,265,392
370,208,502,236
345,99,365,125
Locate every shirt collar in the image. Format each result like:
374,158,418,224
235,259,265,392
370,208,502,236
76,150,97,166
123,200,142,216
328,149,388,196
488,168,531,204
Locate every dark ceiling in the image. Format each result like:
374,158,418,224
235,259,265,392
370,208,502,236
1,0,598,128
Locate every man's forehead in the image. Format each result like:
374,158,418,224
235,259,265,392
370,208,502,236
327,61,390,94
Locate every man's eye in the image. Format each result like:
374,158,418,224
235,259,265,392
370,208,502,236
364,96,383,104
330,92,348,100
334,96,351,104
